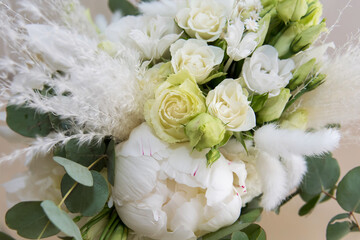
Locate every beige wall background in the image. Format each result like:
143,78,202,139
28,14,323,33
0,0,359,239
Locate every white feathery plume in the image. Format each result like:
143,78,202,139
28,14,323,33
297,34,360,143
254,124,340,158
256,152,288,211
0,0,158,164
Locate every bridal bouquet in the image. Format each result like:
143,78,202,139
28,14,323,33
0,0,360,239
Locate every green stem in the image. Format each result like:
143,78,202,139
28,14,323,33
100,210,118,240
223,57,234,72
37,221,50,240
321,190,336,200
350,212,360,231
104,219,120,240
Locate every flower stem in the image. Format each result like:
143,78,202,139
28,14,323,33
350,212,360,231
37,221,50,240
88,155,107,169
321,190,336,200
224,57,234,72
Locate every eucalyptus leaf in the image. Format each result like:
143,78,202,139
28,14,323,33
65,139,106,171
5,201,59,239
336,167,360,213
239,208,263,223
242,224,266,240
106,139,116,186
61,171,109,217
298,194,320,216
0,232,16,240
41,200,82,240
326,213,352,240
53,156,93,187
231,231,249,240
108,0,138,15
300,153,340,197
6,104,53,138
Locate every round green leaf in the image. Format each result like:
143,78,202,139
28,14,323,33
5,201,59,239
65,139,106,171
108,0,138,15
6,104,52,138
232,231,250,240
0,232,16,240
242,224,266,240
336,167,360,213
53,156,93,187
298,194,321,216
300,153,340,196
326,213,352,240
239,208,263,223
61,171,109,217
41,200,82,240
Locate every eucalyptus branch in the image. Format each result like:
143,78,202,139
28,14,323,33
321,190,336,200
36,155,107,240
350,212,360,231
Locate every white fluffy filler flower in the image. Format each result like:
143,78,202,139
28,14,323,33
206,79,256,131
242,45,295,97
225,18,259,62
170,39,224,84
112,123,247,240
252,124,340,210
175,0,230,42
106,15,181,60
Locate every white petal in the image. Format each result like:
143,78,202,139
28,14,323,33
116,123,169,158
113,155,160,204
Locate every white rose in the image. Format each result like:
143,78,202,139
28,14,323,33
113,123,247,240
225,18,259,61
242,45,295,97
206,79,256,132
170,39,224,84
175,0,228,42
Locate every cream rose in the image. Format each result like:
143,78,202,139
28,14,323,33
170,39,224,84
242,45,295,97
206,79,256,132
144,70,206,143
175,0,227,42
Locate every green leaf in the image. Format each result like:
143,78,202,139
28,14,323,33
250,93,269,112
0,232,16,240
242,224,266,240
336,166,360,213
300,153,340,197
298,194,321,216
6,104,53,138
202,208,263,240
239,208,263,223
65,139,106,171
232,231,249,240
61,171,109,217
41,200,82,240
108,0,138,15
5,201,59,239
106,139,116,186
326,213,352,240
53,156,93,187
233,132,248,155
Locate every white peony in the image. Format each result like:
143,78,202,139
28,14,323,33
206,79,256,132
175,0,230,42
170,39,224,84
242,45,295,97
112,123,247,240
225,18,259,61
106,15,181,60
